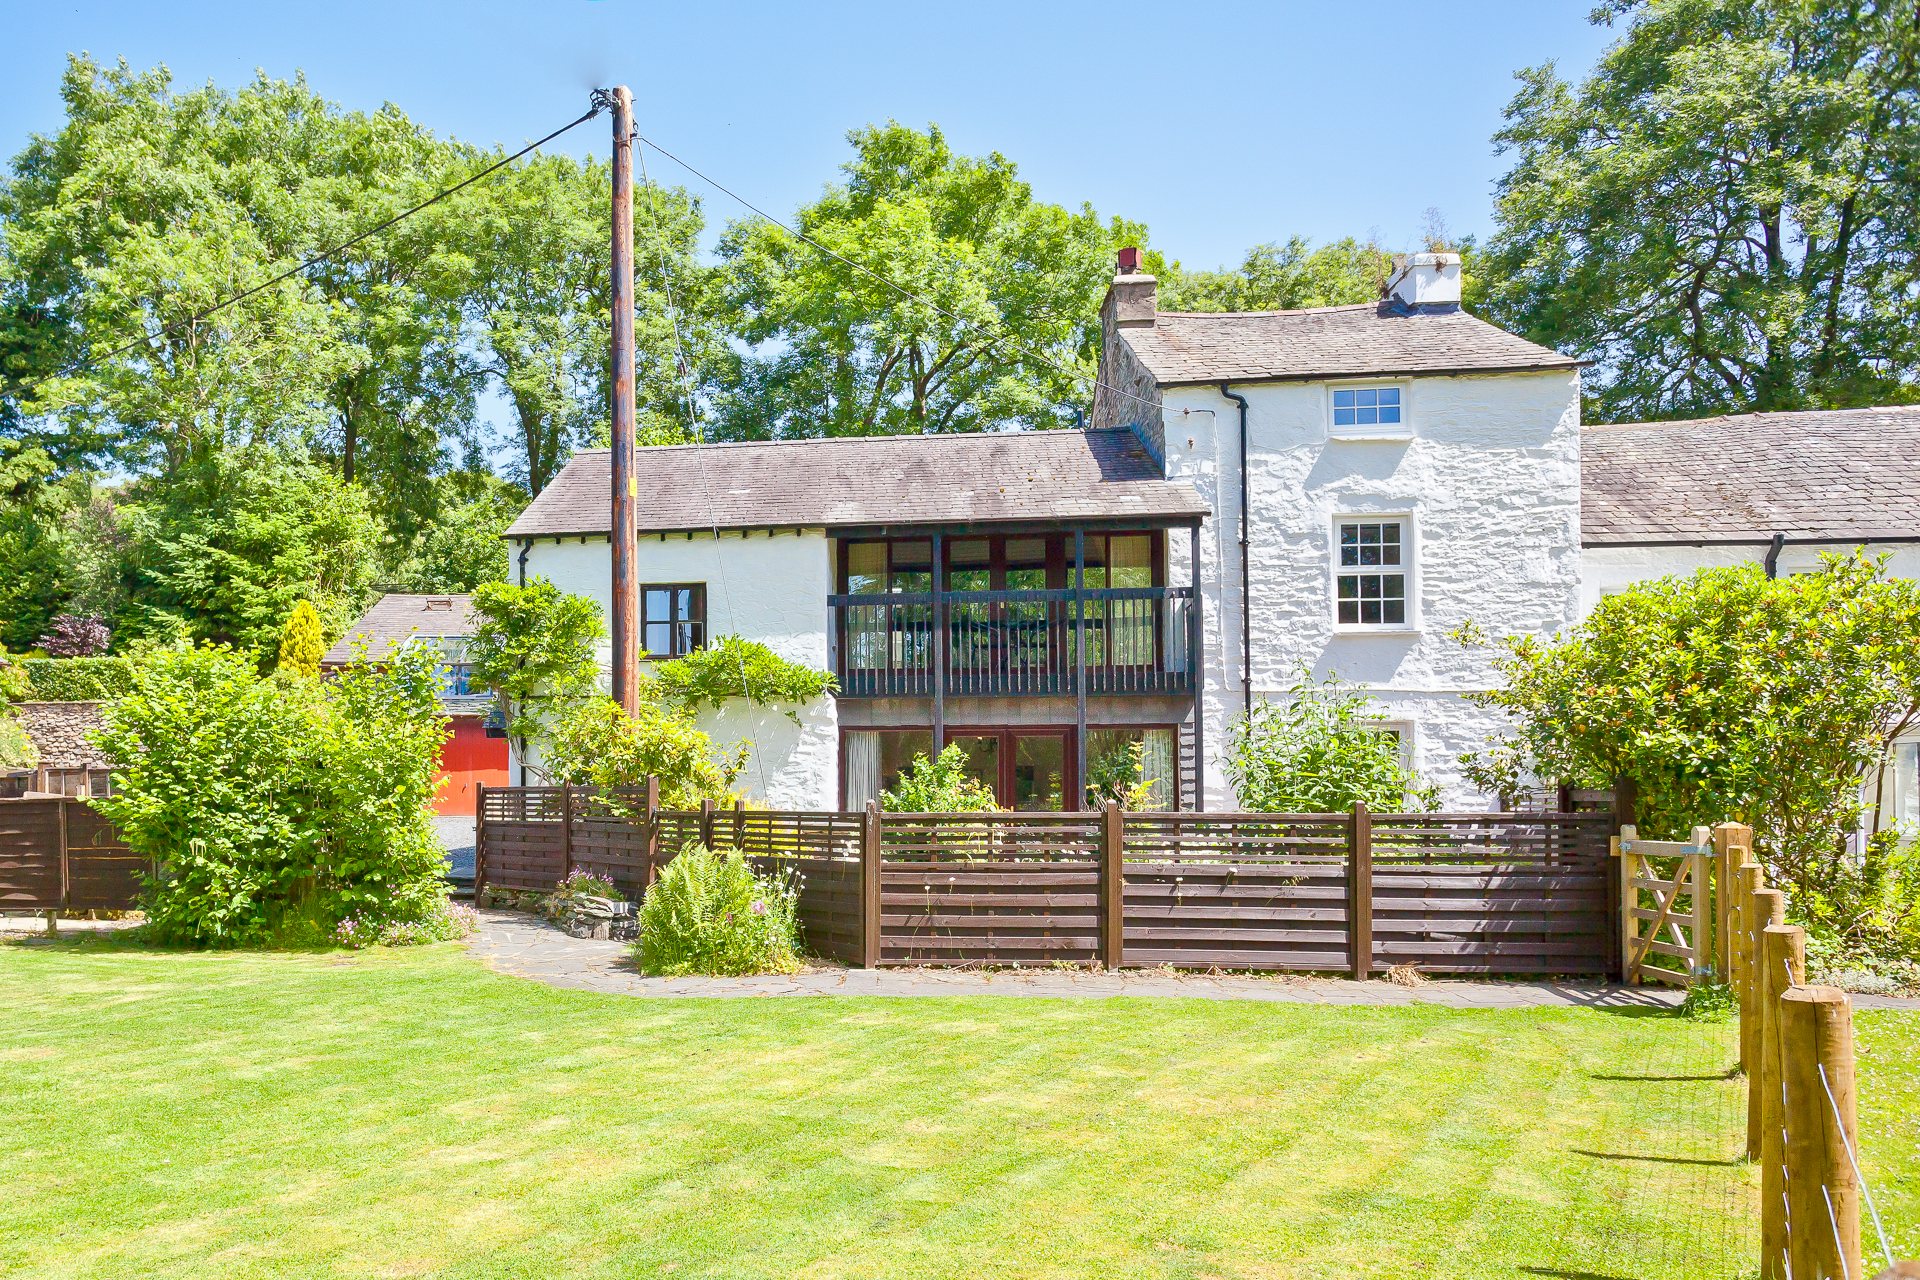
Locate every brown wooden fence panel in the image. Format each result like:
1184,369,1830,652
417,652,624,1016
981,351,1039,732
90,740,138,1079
63,800,145,911
1368,813,1614,976
570,790,653,898
0,798,64,911
878,813,1102,965
736,809,866,965
477,786,568,893
1120,813,1353,971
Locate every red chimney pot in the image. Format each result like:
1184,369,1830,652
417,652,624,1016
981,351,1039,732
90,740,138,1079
1116,246,1141,274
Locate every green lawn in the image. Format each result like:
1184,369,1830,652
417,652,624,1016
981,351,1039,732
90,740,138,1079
3,937,1913,1279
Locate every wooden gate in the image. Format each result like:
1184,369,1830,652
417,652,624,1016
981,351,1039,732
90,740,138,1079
1615,824,1713,985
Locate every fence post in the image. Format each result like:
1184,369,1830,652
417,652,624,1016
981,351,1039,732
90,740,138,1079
473,782,489,906
558,783,575,882
1348,800,1373,981
1780,985,1861,1280
642,776,661,889
1615,826,1637,984
1686,825,1713,982
1736,863,1765,1079
733,797,746,851
860,801,882,969
1101,801,1124,971
1760,920,1806,1280
700,798,716,851
1748,885,1786,1160
1713,823,1749,980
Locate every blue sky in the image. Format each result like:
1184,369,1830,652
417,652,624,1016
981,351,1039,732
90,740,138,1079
1,1,1621,268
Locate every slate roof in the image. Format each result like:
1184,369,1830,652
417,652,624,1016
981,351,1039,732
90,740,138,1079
323,593,475,665
14,702,109,768
1581,405,1920,544
1118,302,1582,385
504,428,1209,537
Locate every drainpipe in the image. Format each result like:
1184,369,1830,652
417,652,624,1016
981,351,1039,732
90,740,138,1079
1763,532,1785,579
516,538,531,587
1219,384,1252,718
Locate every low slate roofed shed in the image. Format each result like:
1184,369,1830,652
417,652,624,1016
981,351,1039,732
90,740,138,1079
1581,405,1920,544
504,427,1209,538
322,593,475,665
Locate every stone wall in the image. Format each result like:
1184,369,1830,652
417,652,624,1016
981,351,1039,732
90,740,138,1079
15,702,109,768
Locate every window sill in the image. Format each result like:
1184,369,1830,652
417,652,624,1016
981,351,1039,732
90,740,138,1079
1330,625,1422,637
1327,431,1413,444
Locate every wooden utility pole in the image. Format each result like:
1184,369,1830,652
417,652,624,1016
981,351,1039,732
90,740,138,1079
608,85,640,716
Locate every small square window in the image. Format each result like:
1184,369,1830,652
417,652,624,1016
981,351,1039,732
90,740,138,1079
642,584,706,657
1331,385,1407,437
1334,520,1410,628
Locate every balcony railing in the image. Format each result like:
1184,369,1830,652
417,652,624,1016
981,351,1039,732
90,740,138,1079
828,586,1196,698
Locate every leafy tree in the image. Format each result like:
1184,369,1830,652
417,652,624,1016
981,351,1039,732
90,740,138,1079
1147,237,1393,313
1226,671,1439,813
120,450,381,659
544,697,745,810
880,744,999,812
379,470,524,594
1,58,349,472
716,122,1142,439
1461,556,1920,946
465,577,604,774
461,153,714,491
1482,0,1920,421
91,643,450,946
0,441,80,649
37,613,110,657
277,600,324,677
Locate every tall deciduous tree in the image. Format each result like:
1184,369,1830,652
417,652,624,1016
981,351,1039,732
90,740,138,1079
1147,238,1394,313
716,122,1142,439
1483,0,1920,421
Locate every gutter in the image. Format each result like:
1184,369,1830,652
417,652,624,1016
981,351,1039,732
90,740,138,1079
1583,535,1920,550
1159,359,1591,389
1219,383,1252,718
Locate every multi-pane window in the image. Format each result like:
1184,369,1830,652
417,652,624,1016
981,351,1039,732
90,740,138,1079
1336,520,1408,626
1332,385,1403,431
642,584,705,657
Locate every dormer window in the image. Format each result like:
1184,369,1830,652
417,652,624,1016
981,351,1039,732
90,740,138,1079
1330,384,1410,440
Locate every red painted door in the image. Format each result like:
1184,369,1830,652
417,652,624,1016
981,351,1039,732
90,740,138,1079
436,717,510,816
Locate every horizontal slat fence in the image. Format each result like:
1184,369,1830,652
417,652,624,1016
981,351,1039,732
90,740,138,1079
877,813,1103,965
0,797,144,913
475,786,1616,976
1122,813,1353,971
1370,813,1616,976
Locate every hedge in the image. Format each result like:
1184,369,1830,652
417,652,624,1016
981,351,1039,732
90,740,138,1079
20,657,136,703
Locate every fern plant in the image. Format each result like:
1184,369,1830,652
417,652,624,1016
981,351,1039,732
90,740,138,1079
637,844,801,976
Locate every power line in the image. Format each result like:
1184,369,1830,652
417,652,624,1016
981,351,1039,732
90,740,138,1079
631,131,1171,421
14,99,609,404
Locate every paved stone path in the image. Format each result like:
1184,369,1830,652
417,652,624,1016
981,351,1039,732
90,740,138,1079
468,908,1697,1008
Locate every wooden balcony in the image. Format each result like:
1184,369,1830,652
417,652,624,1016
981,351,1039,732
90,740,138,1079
828,586,1197,698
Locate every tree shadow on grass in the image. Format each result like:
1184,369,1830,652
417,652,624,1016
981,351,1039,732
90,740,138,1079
1572,1147,1742,1168
1521,1269,1642,1280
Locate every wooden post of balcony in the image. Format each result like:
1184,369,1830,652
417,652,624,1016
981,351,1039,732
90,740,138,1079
1188,521,1204,811
932,530,945,754
1073,528,1087,805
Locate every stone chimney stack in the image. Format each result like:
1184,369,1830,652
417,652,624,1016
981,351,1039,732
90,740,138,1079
1386,251,1462,311
1103,247,1157,329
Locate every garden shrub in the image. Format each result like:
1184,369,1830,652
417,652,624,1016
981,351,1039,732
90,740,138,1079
556,868,620,901
0,648,29,702
22,656,135,702
276,600,325,677
653,634,836,720
38,613,111,657
637,844,800,976
334,900,478,949
90,642,452,947
880,743,1000,812
0,714,36,770
545,696,744,810
1226,670,1440,813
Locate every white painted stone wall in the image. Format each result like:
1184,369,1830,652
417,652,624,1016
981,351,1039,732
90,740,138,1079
516,530,839,808
1581,542,1920,614
1161,369,1584,809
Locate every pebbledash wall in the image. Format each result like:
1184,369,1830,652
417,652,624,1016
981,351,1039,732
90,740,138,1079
1161,367,1585,809
517,531,840,808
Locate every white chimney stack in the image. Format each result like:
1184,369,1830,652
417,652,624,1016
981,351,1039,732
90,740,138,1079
1387,252,1462,310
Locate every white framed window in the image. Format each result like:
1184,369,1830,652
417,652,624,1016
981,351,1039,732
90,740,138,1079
1334,517,1412,628
1329,383,1410,440
1364,719,1416,771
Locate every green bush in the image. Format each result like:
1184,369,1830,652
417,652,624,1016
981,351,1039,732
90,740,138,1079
90,642,451,947
545,697,744,810
0,714,36,770
1226,671,1440,813
21,656,134,702
637,845,800,976
881,743,1000,812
